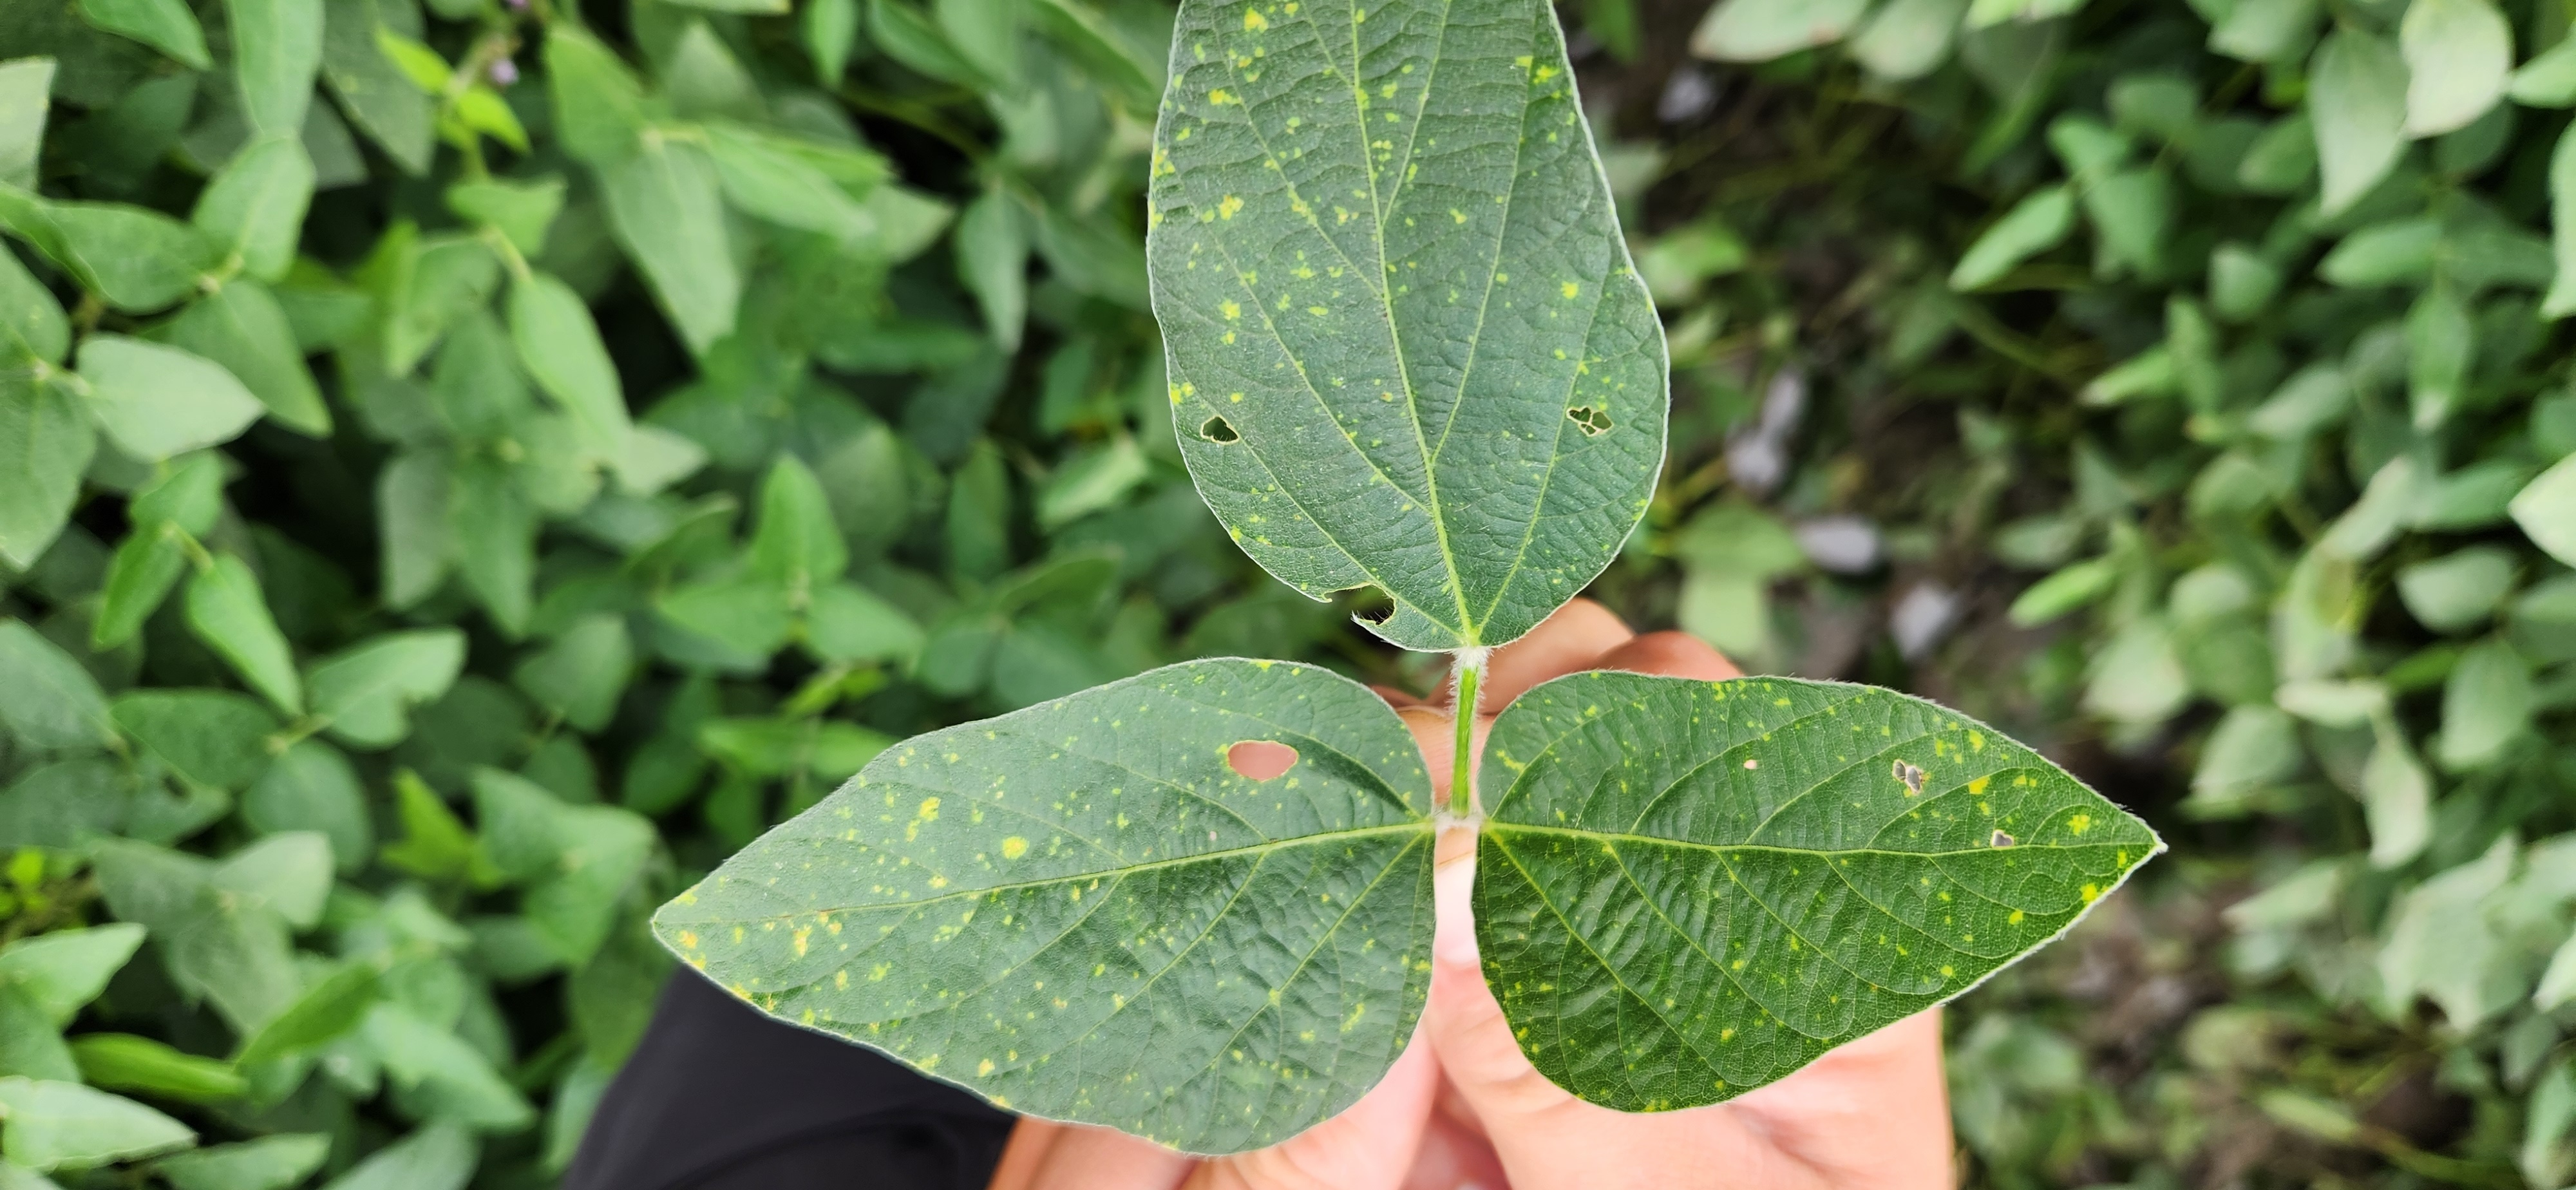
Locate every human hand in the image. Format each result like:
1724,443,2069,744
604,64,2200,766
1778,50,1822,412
989,600,1955,1190
1390,600,1956,1190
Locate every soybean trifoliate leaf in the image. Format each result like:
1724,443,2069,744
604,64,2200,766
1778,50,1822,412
0,377,94,571
210,832,334,929
317,1124,475,1190
0,62,50,192
701,122,875,241
0,924,146,1026
223,0,323,137
2400,0,2510,137
0,245,66,365
111,690,279,789
446,176,565,255
153,1133,330,1190
601,138,738,355
2512,454,2576,567
191,138,314,283
70,1034,246,1104
1949,185,2074,290
1473,672,2161,1110
305,628,466,749
0,985,79,1082
0,193,223,313
162,281,332,436
73,336,265,462
0,1079,193,1171
231,963,377,1065
0,620,115,752
77,0,212,70
508,270,632,465
1688,0,1870,61
2311,30,2410,216
319,0,435,175
184,552,304,717
1147,0,1667,652
655,658,1437,1155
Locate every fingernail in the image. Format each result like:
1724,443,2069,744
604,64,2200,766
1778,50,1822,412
1434,850,1479,967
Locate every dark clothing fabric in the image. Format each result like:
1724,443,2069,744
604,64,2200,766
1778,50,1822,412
565,971,1014,1190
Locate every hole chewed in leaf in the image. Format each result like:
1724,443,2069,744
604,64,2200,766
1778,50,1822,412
1199,415,1240,443
1892,759,1926,795
1226,740,1298,782
1566,406,1612,435
1991,829,2016,848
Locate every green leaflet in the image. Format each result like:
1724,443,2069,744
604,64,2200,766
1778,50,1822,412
75,0,213,70
0,1078,193,1171
191,138,315,285
225,0,324,138
152,1133,330,1190
1473,672,2161,1110
1146,0,1667,652
0,377,95,571
655,658,1437,1154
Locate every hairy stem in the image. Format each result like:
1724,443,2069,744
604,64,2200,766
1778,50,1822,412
1450,650,1485,818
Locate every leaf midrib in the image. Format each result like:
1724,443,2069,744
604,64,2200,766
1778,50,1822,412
1485,820,2142,860
685,820,1433,924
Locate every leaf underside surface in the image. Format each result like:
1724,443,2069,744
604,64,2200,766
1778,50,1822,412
1146,0,1668,652
1474,672,2163,1111
653,659,1438,1155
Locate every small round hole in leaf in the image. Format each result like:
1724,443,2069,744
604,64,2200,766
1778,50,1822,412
1199,415,1240,443
1226,740,1298,782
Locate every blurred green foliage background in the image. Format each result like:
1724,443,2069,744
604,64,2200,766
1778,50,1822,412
3,0,2576,1182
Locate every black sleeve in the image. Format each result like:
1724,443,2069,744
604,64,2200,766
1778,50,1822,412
564,971,1016,1190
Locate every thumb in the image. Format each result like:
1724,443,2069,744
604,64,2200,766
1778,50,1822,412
1423,827,1784,1190
1424,836,1577,1126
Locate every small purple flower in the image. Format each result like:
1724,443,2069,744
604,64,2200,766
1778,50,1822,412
488,56,518,85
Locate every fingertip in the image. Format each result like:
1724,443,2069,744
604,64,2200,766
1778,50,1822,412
1594,631,1741,682
1372,684,1426,708
1481,599,1634,707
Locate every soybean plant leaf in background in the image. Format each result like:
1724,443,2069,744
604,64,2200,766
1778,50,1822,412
0,1078,193,1171
76,0,213,69
1146,0,1667,652
0,376,94,570
656,659,1437,1155
73,336,266,462
1473,672,2161,1110
2311,30,2409,216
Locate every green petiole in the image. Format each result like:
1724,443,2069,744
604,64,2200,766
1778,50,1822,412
1450,650,1483,818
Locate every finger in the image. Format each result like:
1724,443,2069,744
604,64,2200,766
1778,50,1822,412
1371,684,1426,709
1476,599,1634,709
1400,1077,1511,1190
1187,1026,1441,1190
1726,1008,1953,1190
1423,847,1801,1190
1592,630,1741,682
1019,1122,1193,1190
987,1119,1064,1190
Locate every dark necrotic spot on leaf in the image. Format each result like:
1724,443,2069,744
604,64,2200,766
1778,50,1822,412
1566,406,1611,435
1226,740,1298,782
1991,829,2015,847
1200,415,1240,443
